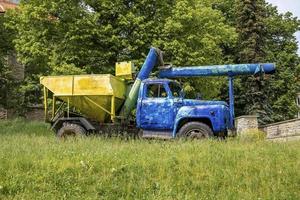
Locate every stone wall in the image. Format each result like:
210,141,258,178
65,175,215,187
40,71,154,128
25,106,44,121
0,108,7,120
260,118,300,141
235,115,258,135
0,106,44,121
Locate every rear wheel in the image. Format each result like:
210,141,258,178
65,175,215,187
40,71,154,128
57,123,86,139
177,122,213,139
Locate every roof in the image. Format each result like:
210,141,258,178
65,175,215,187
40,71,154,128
0,0,18,13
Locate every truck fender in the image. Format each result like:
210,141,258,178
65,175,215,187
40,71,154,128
172,106,214,137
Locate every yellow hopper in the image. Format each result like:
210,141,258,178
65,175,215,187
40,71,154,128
40,74,127,123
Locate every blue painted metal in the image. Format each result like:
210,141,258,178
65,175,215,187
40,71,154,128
159,63,275,78
156,63,275,135
121,47,161,117
137,79,175,130
228,76,234,129
137,79,231,137
137,48,160,80
133,49,276,138
172,104,230,137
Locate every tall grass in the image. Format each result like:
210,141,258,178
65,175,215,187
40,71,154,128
0,119,299,199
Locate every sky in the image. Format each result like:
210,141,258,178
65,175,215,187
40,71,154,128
266,0,300,55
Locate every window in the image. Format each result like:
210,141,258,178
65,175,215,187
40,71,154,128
169,82,182,98
146,84,167,98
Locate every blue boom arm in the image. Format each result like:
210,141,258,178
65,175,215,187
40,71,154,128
158,63,276,129
159,63,275,78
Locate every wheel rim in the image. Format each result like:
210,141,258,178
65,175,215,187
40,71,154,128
186,129,206,139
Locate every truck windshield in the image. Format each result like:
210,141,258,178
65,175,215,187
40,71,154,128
169,82,182,98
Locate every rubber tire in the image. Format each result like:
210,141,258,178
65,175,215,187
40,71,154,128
57,123,86,139
177,122,213,139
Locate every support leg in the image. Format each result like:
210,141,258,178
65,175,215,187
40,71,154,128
228,76,235,129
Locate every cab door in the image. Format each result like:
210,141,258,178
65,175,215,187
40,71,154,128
140,83,174,130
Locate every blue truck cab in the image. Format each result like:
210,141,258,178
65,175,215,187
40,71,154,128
136,78,232,139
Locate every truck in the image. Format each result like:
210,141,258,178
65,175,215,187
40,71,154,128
40,47,275,139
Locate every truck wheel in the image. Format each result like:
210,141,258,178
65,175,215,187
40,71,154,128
57,123,86,139
177,122,213,139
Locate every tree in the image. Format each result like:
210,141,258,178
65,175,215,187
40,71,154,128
0,13,14,109
6,0,236,102
5,0,175,111
6,0,298,122
263,6,300,122
236,0,266,62
7,0,175,75
214,0,300,124
234,0,272,124
154,0,237,99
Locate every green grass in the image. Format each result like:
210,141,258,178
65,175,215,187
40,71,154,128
0,119,299,200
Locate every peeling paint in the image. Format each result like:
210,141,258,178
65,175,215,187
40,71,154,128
137,79,231,138
159,63,276,78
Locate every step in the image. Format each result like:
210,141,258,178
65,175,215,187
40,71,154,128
142,130,173,139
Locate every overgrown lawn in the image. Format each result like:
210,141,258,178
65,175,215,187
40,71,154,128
0,119,299,199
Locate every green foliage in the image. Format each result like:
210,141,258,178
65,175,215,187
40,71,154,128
155,0,236,65
0,63,11,108
234,0,271,123
154,0,237,99
216,0,300,124
1,12,29,114
6,0,237,101
7,0,94,75
236,0,266,63
0,13,15,109
4,0,173,113
263,7,300,122
6,0,174,74
1,0,300,122
0,120,299,199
